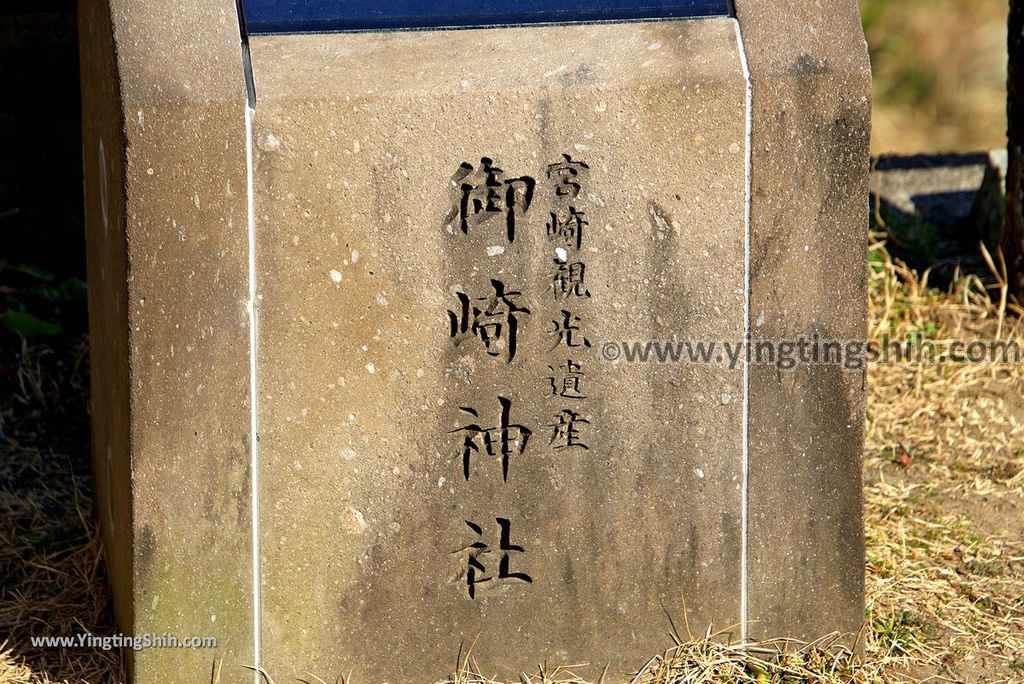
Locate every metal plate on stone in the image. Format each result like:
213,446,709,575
241,0,732,33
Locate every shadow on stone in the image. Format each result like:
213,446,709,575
871,151,1009,283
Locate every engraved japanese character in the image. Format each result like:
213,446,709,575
451,397,531,482
548,310,591,350
551,259,590,299
462,518,533,599
546,153,590,200
546,207,587,251
547,409,590,450
547,359,586,400
451,157,535,244
448,279,530,363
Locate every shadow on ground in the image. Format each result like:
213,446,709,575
0,4,124,682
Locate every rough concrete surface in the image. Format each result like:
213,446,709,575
734,0,871,647
80,0,872,680
873,153,994,230
79,0,255,680
250,19,747,681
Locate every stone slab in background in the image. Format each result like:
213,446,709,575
972,150,1010,248
872,153,992,231
872,151,1007,234
870,150,1010,273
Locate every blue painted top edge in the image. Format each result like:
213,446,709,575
241,0,733,35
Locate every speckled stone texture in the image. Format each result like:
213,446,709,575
79,0,254,680
81,1,871,681
734,0,871,646
249,20,747,681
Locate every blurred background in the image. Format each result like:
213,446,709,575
861,0,1009,154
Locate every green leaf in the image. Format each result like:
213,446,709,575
37,278,87,302
0,310,63,337
12,263,55,281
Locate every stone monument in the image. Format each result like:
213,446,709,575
79,0,871,680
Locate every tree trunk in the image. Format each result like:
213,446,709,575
1008,0,1023,298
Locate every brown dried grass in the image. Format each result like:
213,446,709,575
0,338,122,684
861,235,1024,682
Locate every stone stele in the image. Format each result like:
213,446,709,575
79,0,870,681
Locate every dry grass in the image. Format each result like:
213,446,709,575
1,235,1023,683
861,235,1024,682
0,338,122,684
0,645,41,684
438,631,865,684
